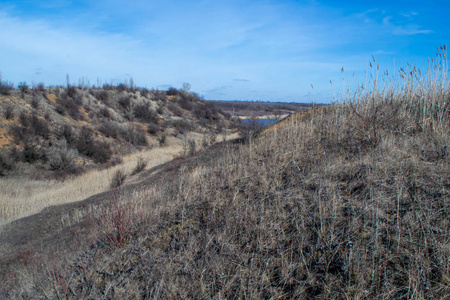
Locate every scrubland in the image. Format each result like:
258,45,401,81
1,48,450,298
0,83,233,224
1,138,178,225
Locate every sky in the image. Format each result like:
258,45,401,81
0,0,449,103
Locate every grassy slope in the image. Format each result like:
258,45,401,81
0,86,231,224
2,54,450,298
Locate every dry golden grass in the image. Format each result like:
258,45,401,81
0,131,239,226
0,140,178,226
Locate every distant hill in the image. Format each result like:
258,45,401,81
0,84,231,179
206,100,325,118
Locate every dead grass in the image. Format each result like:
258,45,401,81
3,48,449,299
0,131,238,226
0,141,180,225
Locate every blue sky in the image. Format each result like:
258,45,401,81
0,0,449,102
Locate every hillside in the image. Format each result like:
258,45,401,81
0,84,229,177
0,84,238,224
1,54,450,299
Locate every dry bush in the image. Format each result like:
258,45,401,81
96,191,139,247
147,122,160,135
76,126,112,163
131,156,148,175
18,81,29,94
56,124,77,146
30,113,51,139
167,102,183,117
33,82,46,93
159,134,167,146
30,96,40,109
98,120,123,138
153,90,167,102
48,146,77,171
167,119,193,135
0,151,15,176
110,169,127,189
0,80,14,95
134,101,158,123
121,124,147,146
166,86,179,95
140,87,150,98
3,104,14,119
118,95,131,109
91,90,109,104
56,95,82,120
21,141,42,163
97,106,111,119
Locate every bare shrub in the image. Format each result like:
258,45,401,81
133,101,158,123
56,95,81,120
169,119,193,135
154,90,167,102
131,156,148,175
48,146,77,171
177,92,196,110
118,96,131,109
181,137,196,157
76,126,112,163
116,83,127,92
94,191,141,248
159,134,166,146
121,124,147,146
30,96,40,109
93,90,109,104
166,86,179,95
0,81,13,95
18,81,29,94
147,122,160,134
110,169,127,189
9,124,29,142
3,104,14,120
66,85,77,98
19,111,29,127
98,121,123,138
21,141,41,163
0,151,16,176
98,107,111,119
109,155,123,167
192,101,219,123
167,102,183,117
140,87,150,98
57,124,76,146
30,113,51,139
52,165,86,180
33,82,46,93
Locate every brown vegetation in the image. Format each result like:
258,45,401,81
1,49,449,298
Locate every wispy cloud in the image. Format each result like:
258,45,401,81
382,14,432,36
0,1,448,102
392,27,432,36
